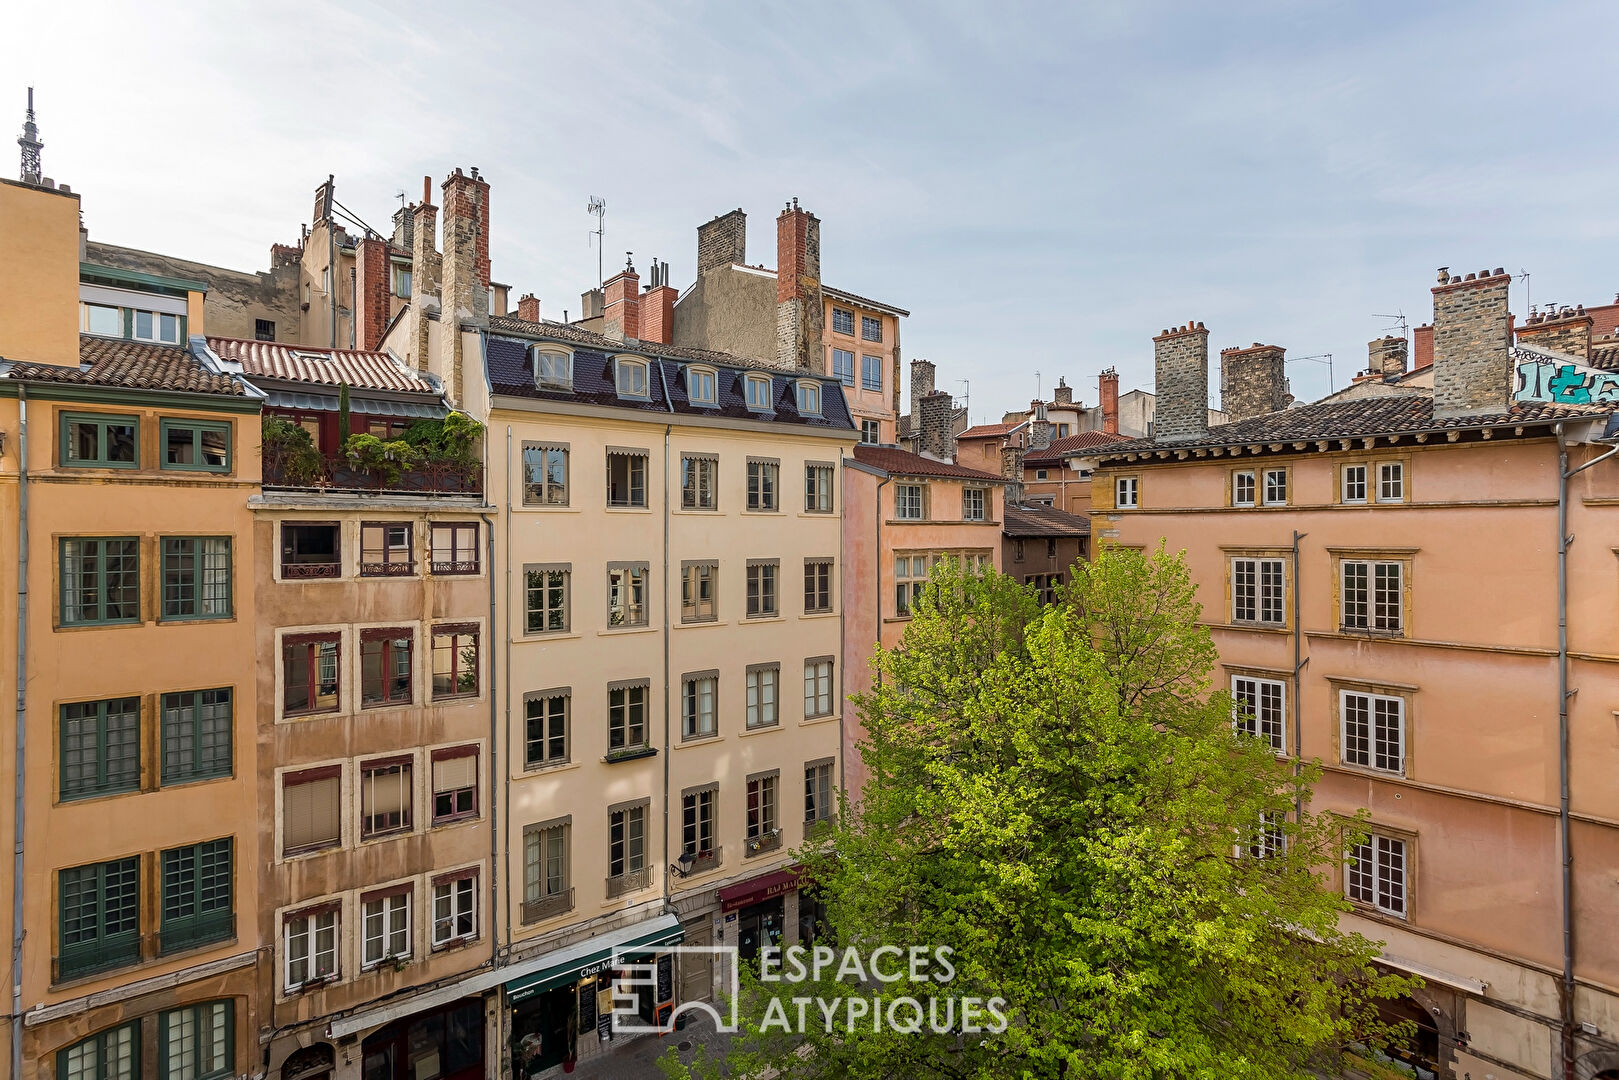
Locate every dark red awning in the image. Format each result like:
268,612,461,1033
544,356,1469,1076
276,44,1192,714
718,865,806,913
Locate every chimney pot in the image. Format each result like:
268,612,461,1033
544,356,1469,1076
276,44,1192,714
422,176,431,204
1493,267,1504,276
1437,267,1450,283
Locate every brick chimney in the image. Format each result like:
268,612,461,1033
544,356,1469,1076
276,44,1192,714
1517,305,1593,359
640,260,676,345
516,293,540,323
1152,321,1210,443
408,176,439,372
1053,378,1073,406
354,236,390,351
1431,267,1513,417
775,199,823,371
697,209,746,276
1098,367,1120,434
603,257,641,342
1368,336,1408,378
1028,402,1053,451
1412,324,1433,370
909,358,936,441
917,390,957,461
270,242,304,270
440,167,491,402
1219,343,1289,422
1000,440,1025,504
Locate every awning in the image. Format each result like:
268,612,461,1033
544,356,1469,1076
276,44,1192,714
505,914,683,1003
1377,952,1488,997
262,389,448,419
718,865,806,913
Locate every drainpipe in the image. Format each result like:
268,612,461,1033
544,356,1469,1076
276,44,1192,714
874,473,891,676
501,428,514,954
1292,529,1306,824
660,424,672,913
10,386,29,1080
482,510,498,967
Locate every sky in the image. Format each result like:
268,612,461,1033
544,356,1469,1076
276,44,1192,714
13,0,1619,423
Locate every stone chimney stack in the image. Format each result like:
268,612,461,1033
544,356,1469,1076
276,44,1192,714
640,260,677,345
391,203,414,250
1368,336,1409,378
775,199,823,371
602,256,641,342
440,167,491,403
1053,378,1073,406
1218,342,1289,422
1029,402,1053,451
917,390,957,461
1152,321,1211,443
1000,440,1025,504
579,289,604,322
354,235,390,352
408,176,439,372
1517,305,1593,360
696,208,746,276
1431,266,1513,417
909,358,936,441
516,293,540,322
1098,367,1120,434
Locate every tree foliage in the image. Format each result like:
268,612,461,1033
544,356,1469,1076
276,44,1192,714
667,545,1413,1080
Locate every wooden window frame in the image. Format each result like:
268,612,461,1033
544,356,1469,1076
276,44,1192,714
61,412,139,470
430,746,480,824
159,418,232,474
359,522,413,577
282,632,341,718
680,561,718,624
359,756,415,839
681,671,718,741
280,766,342,856
160,688,233,785
521,442,569,506
429,522,480,575
430,624,481,700
523,690,570,768
606,449,649,509
59,537,141,627
59,696,141,801
159,536,233,621
359,628,414,708
158,838,234,955
746,560,779,618
524,564,570,634
745,663,780,730
803,559,833,614
746,458,780,511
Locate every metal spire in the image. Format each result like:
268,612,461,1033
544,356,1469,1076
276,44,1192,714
18,87,42,184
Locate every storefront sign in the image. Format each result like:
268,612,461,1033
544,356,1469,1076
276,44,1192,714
505,917,684,1003
717,865,807,913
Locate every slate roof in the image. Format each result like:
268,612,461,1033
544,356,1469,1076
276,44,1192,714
208,337,436,393
1003,503,1091,538
489,314,780,370
4,336,247,396
850,444,1004,481
1025,430,1132,464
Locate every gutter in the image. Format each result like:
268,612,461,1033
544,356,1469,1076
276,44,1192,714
482,509,499,968
657,362,674,913
501,428,515,954
9,386,27,1080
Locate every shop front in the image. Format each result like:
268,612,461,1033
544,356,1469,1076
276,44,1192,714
718,866,806,963
359,997,486,1080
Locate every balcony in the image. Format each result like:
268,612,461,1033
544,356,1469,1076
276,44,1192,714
263,447,483,497
744,829,782,858
605,867,652,899
521,888,575,925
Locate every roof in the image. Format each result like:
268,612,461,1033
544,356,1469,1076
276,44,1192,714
1025,430,1132,463
823,286,910,319
1589,343,1619,371
958,422,1018,439
1003,503,1091,539
488,313,787,370
208,337,437,394
850,444,1004,481
4,336,247,396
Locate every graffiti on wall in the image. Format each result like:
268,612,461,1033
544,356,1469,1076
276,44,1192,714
1514,352,1619,405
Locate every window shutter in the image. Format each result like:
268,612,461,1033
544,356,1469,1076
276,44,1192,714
433,753,477,793
365,766,410,818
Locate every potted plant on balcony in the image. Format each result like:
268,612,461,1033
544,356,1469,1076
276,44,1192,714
261,417,325,486
341,433,422,488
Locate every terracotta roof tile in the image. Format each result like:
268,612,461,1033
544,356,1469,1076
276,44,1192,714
850,445,1004,480
5,336,246,396
958,423,1017,439
208,337,435,393
1003,503,1091,538
1025,430,1132,463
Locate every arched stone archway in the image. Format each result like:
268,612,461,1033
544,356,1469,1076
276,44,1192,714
1575,1047,1619,1080
280,1041,335,1080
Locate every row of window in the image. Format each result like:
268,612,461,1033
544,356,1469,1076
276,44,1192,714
829,308,883,343
1228,554,1405,634
81,302,188,347
61,413,230,472
524,558,836,634
830,349,884,391
522,445,837,514
1112,461,1407,510
893,483,990,523
279,746,481,858
281,624,481,719
1231,675,1407,776
59,689,234,802
533,348,828,416
58,1001,233,1080
61,536,231,628
893,551,993,616
281,521,480,581
1227,807,1408,919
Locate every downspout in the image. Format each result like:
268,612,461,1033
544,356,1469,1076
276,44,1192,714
660,424,673,912
501,428,514,953
874,474,891,680
10,386,29,1080
482,510,498,967
1292,530,1306,824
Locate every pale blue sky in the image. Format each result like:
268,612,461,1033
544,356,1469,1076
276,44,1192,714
15,0,1617,420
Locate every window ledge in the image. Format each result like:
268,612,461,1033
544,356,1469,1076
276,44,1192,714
520,759,579,777
513,506,581,514
799,611,838,620
738,724,782,739
604,746,658,764
800,714,840,727
521,630,580,643
597,625,656,637
157,614,237,626
796,512,837,519
743,615,784,624
673,508,724,516
1337,627,1407,640
604,506,654,514
1221,622,1291,635
1335,762,1407,782
677,733,721,748
675,619,728,630
741,508,783,515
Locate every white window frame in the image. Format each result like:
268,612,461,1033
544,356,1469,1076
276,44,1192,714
1341,559,1403,633
1346,833,1407,918
614,357,650,400
746,666,779,729
860,354,882,391
284,908,339,990
686,365,717,406
804,659,834,718
1261,468,1288,506
430,874,478,948
683,675,717,739
1231,556,1286,625
1232,470,1255,507
1340,689,1405,775
796,380,822,416
533,347,573,390
895,484,925,521
361,891,412,968
745,374,773,411
962,487,986,522
860,420,880,444
1231,675,1285,753
1377,461,1405,503
1115,476,1138,508
1341,463,1367,504
1246,810,1285,859
132,309,182,345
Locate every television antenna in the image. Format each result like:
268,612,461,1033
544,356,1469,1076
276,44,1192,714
1517,269,1530,315
957,379,969,422
587,196,607,290
1372,310,1409,341
1287,353,1334,395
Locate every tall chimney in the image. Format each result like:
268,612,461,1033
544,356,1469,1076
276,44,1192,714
1098,367,1120,434
1028,402,1053,451
640,261,676,345
1368,336,1409,378
1517,305,1593,360
391,202,414,250
909,358,936,442
516,293,540,322
602,256,641,342
1218,342,1288,422
696,209,746,276
1000,440,1025,505
775,198,823,371
408,177,439,372
579,289,605,322
1431,267,1513,417
917,390,957,461
440,168,491,402
354,236,390,352
1052,378,1073,406
1412,324,1434,369
1152,322,1211,443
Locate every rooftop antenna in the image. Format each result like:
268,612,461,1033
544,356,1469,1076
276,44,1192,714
395,189,407,209
18,86,42,184
957,379,969,423
1372,310,1410,342
1287,353,1335,396
1517,269,1530,315
1034,370,1041,401
587,196,607,290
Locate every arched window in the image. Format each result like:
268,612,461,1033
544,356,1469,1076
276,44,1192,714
614,356,650,400
57,1022,138,1080
686,366,717,406
530,347,572,391
745,374,773,412
795,380,822,417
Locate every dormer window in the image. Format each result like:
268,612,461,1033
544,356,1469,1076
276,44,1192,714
745,374,774,413
532,346,573,390
687,366,717,406
795,380,822,417
615,356,650,400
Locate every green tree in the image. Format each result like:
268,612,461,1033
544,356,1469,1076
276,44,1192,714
667,546,1413,1080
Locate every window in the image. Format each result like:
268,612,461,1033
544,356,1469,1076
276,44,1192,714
83,303,123,337
431,873,478,947
861,315,882,342
805,762,833,825
522,443,568,505
1341,690,1405,775
804,559,833,613
804,659,834,718
1262,468,1288,506
746,774,779,840
607,451,648,508
1378,462,1405,502
281,768,341,854
1232,676,1285,753
162,420,230,472
746,561,778,618
360,758,413,838
524,822,570,918
60,538,140,626
392,262,413,299
614,357,649,399
1115,476,1138,508
251,318,276,342
431,624,480,699
746,665,779,729
1231,557,1285,626
431,748,479,823
1232,470,1255,507
1342,464,1368,504
861,355,882,391
609,805,646,877
1248,811,1285,859
524,566,569,634
745,374,774,411
682,674,717,739
284,907,338,988
429,522,479,575
832,348,854,386
895,484,924,521
681,455,717,510
159,839,233,953
796,381,822,416
608,683,648,752
282,634,340,717
682,787,715,858
1342,560,1403,633
894,554,930,617
161,689,232,784
159,1002,233,1080
681,562,717,623
362,889,411,967
861,419,880,445
131,309,183,345
1346,833,1407,917
962,488,986,521
1034,469,1048,481
686,366,717,405
280,523,340,580
161,537,232,619
57,1022,138,1080
1047,539,1057,558
1056,423,1071,438
524,692,569,767
1013,540,1025,563
364,418,408,441
1025,573,1061,605
607,563,648,627
805,464,833,513
57,857,140,979
360,631,413,707
746,458,779,511
832,308,854,336
60,697,140,800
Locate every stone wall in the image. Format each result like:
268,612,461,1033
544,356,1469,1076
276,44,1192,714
916,390,957,460
1517,308,1593,360
774,201,823,371
697,208,747,275
1369,335,1409,377
354,236,389,351
909,359,936,439
1152,322,1210,443
1432,268,1512,417
1219,343,1288,422
85,240,301,343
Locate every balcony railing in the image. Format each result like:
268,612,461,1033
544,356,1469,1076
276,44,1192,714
263,447,483,497
605,867,652,899
521,888,575,925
